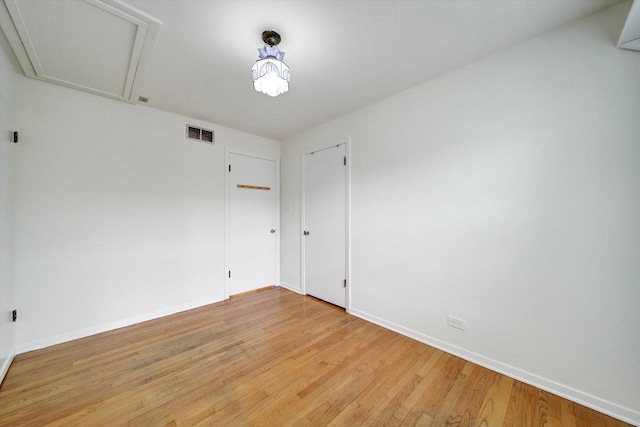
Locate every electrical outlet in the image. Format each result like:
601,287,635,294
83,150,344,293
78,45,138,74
447,315,465,331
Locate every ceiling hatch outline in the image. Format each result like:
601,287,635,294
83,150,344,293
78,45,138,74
1,0,161,103
618,0,640,52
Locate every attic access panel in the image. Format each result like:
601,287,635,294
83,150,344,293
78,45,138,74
618,0,640,52
1,0,161,103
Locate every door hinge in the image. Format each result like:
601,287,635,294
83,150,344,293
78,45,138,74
343,279,347,288
228,271,231,278
229,164,231,172
12,309,17,322
343,156,346,166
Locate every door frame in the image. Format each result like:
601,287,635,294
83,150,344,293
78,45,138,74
300,138,351,312
225,149,280,300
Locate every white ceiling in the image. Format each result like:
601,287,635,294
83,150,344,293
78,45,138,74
1,0,628,141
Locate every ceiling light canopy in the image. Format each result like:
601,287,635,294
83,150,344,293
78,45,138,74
251,30,290,97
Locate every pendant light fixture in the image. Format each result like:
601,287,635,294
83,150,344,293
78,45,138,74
251,30,290,97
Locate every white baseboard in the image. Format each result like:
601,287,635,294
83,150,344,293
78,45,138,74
279,281,303,294
348,307,639,426
0,348,16,384
16,296,223,355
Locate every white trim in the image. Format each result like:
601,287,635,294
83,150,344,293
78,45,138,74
83,0,149,101
224,149,281,301
224,149,231,300
300,150,305,295
3,0,43,75
349,307,640,426
344,139,352,313
100,0,163,103
0,348,16,384
279,281,303,294
275,159,281,295
0,1,36,76
300,138,351,311
618,0,640,52
16,296,221,355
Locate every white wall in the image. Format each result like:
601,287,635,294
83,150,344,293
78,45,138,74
0,28,16,381
14,76,279,352
281,2,640,424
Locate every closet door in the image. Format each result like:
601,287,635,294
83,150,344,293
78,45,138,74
304,144,346,307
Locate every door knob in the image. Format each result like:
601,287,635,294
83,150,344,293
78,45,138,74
270,229,276,233
304,231,310,236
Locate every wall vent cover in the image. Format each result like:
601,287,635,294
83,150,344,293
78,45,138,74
186,125,214,144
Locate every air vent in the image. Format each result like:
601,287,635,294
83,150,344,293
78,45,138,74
186,125,214,144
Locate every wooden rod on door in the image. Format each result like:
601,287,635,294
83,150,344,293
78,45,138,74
237,184,271,191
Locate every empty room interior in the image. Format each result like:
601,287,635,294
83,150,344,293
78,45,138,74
0,0,639,425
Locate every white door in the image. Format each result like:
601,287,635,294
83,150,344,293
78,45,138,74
304,144,346,307
228,153,277,296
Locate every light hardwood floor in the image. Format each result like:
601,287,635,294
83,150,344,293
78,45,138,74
0,287,630,426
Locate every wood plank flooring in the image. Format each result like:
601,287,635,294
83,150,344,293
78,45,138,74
0,288,630,426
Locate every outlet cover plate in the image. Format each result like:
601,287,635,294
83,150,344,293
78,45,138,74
447,315,465,331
